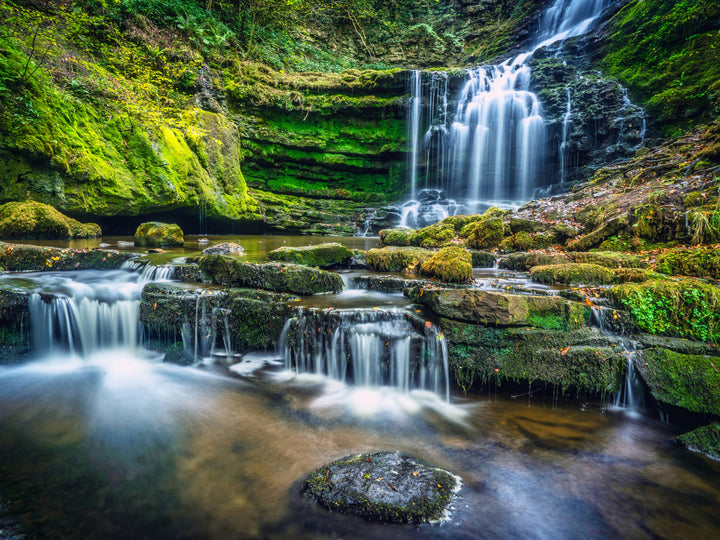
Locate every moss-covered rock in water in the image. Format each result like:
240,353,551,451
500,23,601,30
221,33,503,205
0,284,31,364
304,451,458,523
499,251,572,271
605,279,720,342
461,217,505,249
199,255,343,295
530,263,616,285
0,201,100,239
378,227,413,246
267,243,353,268
442,320,623,395
202,242,245,256
227,289,299,349
410,287,589,329
134,222,184,248
677,424,720,460
655,247,720,279
408,222,456,248
419,246,472,283
352,275,428,294
469,250,495,268
638,348,720,416
365,247,434,273
0,241,134,272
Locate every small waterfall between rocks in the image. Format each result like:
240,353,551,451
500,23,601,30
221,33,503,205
279,308,450,400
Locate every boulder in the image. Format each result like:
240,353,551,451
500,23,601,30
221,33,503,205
267,242,353,268
378,227,412,246
365,246,434,273
469,250,495,268
677,423,720,460
202,242,244,255
352,275,428,293
198,255,344,295
411,287,589,329
499,251,572,271
304,451,458,523
0,201,101,239
0,241,134,272
419,246,473,283
530,263,616,285
134,222,184,247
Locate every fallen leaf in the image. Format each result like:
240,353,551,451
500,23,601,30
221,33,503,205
560,346,571,356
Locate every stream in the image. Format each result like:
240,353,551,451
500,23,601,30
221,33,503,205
1,236,720,539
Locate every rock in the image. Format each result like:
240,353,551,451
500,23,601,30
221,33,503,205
655,246,720,279
202,242,244,255
461,217,505,249
0,284,31,364
378,227,413,246
411,287,589,329
365,247,434,273
163,342,194,366
267,242,353,268
407,222,456,248
352,275,428,293
0,201,101,239
677,423,720,460
198,255,344,295
171,264,211,283
566,215,629,251
304,451,458,523
469,250,495,268
133,222,184,247
637,348,720,416
530,263,616,285
0,241,135,272
499,251,572,271
227,289,299,349
419,246,473,283
568,251,647,269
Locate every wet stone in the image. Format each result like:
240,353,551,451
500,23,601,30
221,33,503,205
304,451,458,523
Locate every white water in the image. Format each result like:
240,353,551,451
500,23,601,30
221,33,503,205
560,87,573,184
405,0,611,213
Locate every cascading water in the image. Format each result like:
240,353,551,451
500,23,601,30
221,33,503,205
280,308,450,400
404,0,612,220
560,87,573,184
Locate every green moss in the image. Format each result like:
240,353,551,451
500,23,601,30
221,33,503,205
606,279,720,342
499,251,572,271
379,227,412,246
461,217,505,249
640,348,720,415
365,246,434,273
655,247,720,279
530,263,616,285
569,251,648,269
134,222,184,247
469,250,495,268
408,223,456,248
0,201,100,239
419,246,472,283
267,242,353,268
677,423,720,460
0,241,133,271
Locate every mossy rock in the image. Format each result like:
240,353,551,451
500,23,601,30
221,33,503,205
134,222,184,247
461,217,505,249
198,255,343,295
352,275,428,293
566,216,630,251
408,223,456,248
530,263,616,285
0,201,100,239
655,247,720,279
638,348,720,416
612,267,663,283
568,251,647,269
378,227,413,246
0,241,134,272
605,279,720,342
304,451,458,523
410,287,589,329
440,214,484,232
499,251,572,271
419,246,473,283
469,250,495,268
365,247,434,273
442,320,623,396
227,289,299,349
677,424,720,460
267,242,353,268
508,218,544,234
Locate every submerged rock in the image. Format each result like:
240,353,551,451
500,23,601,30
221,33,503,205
0,201,101,239
267,242,353,268
304,451,458,523
202,242,244,256
134,222,184,247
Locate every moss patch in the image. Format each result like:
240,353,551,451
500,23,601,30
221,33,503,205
267,242,353,268
677,423,720,460
379,227,412,246
0,201,100,239
530,263,616,285
134,222,184,247
655,247,720,279
0,241,134,271
365,246,434,273
419,246,472,283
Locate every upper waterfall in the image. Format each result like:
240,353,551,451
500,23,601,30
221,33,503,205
403,0,612,225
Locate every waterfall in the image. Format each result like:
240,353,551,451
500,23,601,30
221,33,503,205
404,0,611,215
560,87,572,184
280,308,450,400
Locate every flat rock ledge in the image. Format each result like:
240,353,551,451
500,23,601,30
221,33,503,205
303,451,459,523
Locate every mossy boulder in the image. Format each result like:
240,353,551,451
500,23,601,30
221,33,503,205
411,287,589,329
134,222,184,247
0,241,134,272
0,201,100,239
499,251,572,271
198,255,343,295
638,348,720,416
530,263,616,285
605,280,720,342
267,242,353,268
408,222,456,248
352,275,428,293
378,227,412,246
227,289,299,349
419,246,473,283
304,451,458,523
0,284,31,364
566,215,630,251
655,247,720,279
461,217,505,249
365,247,434,273
202,242,245,256
677,424,720,460
442,320,623,395
469,250,495,268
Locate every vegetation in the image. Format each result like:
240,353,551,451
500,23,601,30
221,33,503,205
0,201,100,238
419,245,472,283
365,246,433,273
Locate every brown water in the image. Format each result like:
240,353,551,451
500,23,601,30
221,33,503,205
1,353,719,540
